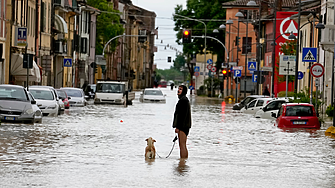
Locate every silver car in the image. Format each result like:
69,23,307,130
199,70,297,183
28,91,43,123
0,84,36,124
60,87,87,107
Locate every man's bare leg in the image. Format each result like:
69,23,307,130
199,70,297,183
178,130,188,158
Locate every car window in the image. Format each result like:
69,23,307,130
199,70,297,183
144,90,163,95
278,106,283,117
265,101,277,111
285,106,313,116
256,100,264,107
248,100,257,108
57,90,67,98
30,89,55,100
96,83,124,93
63,89,83,97
0,87,28,101
243,97,254,105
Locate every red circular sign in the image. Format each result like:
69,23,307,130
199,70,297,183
207,64,212,70
211,66,217,72
310,63,324,77
194,72,200,77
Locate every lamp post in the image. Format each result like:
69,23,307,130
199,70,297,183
225,20,234,96
235,11,244,103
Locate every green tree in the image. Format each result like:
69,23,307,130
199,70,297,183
173,0,228,67
87,0,124,55
173,54,186,71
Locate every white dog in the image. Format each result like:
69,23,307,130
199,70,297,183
145,137,156,159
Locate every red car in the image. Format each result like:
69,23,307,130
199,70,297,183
56,89,70,109
273,103,320,129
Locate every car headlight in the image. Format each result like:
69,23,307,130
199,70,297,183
35,110,42,116
24,108,34,115
47,105,57,109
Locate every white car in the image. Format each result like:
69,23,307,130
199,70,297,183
27,92,43,123
29,87,59,117
61,87,87,107
241,98,274,115
139,88,166,103
255,98,290,119
30,86,64,115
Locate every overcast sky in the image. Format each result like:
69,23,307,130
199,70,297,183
133,0,186,70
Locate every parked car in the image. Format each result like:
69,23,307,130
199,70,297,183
241,98,274,114
139,88,166,103
29,87,59,117
255,98,290,119
84,84,96,99
273,103,320,129
56,89,71,109
27,91,43,123
233,95,270,110
0,84,36,124
29,86,64,114
61,87,87,107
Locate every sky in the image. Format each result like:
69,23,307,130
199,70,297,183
133,0,187,70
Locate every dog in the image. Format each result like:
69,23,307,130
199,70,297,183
145,137,156,159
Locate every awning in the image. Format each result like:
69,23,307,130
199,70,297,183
55,14,68,34
11,54,41,82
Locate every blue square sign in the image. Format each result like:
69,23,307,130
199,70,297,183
248,62,257,71
234,70,241,77
302,48,317,62
252,74,257,82
64,58,72,67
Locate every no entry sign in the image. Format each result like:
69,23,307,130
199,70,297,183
310,63,324,77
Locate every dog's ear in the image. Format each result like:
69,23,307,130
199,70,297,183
145,138,148,141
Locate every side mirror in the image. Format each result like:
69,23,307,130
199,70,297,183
37,104,42,107
68,97,71,100
31,100,36,104
245,105,248,110
85,95,89,99
164,94,167,96
271,113,277,118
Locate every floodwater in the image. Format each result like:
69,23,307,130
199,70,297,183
1,88,335,187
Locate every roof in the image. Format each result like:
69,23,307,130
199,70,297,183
284,103,313,106
0,84,24,88
222,0,297,8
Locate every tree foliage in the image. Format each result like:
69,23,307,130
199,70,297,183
173,0,229,66
173,54,186,71
156,68,184,82
87,0,124,55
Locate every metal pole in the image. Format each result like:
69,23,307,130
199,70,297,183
286,62,289,97
294,0,302,93
244,11,248,98
26,45,29,90
315,78,318,115
310,18,315,104
236,19,240,103
256,3,262,95
228,24,231,96
271,0,277,97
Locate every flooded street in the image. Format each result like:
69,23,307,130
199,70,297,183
1,88,335,187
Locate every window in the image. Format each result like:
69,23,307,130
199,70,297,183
248,100,257,108
266,33,273,53
256,100,264,107
285,106,313,116
242,37,252,54
81,38,87,53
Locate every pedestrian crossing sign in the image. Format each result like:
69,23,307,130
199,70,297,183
302,48,317,62
64,58,72,67
248,62,257,71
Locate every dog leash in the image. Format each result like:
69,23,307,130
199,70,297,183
156,135,178,158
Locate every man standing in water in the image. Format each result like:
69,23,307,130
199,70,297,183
173,85,192,158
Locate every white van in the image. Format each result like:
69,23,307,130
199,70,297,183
94,80,135,105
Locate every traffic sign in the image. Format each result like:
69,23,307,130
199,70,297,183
207,59,213,64
248,62,257,71
310,63,324,77
194,66,200,72
279,55,295,75
252,74,257,82
232,66,243,70
189,85,194,90
302,48,317,62
234,70,241,77
194,72,200,77
211,66,217,72
298,71,304,80
64,58,72,67
207,64,212,70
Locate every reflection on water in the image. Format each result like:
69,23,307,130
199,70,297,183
1,88,335,187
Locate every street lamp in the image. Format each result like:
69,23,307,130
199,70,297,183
226,19,233,96
235,11,244,103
